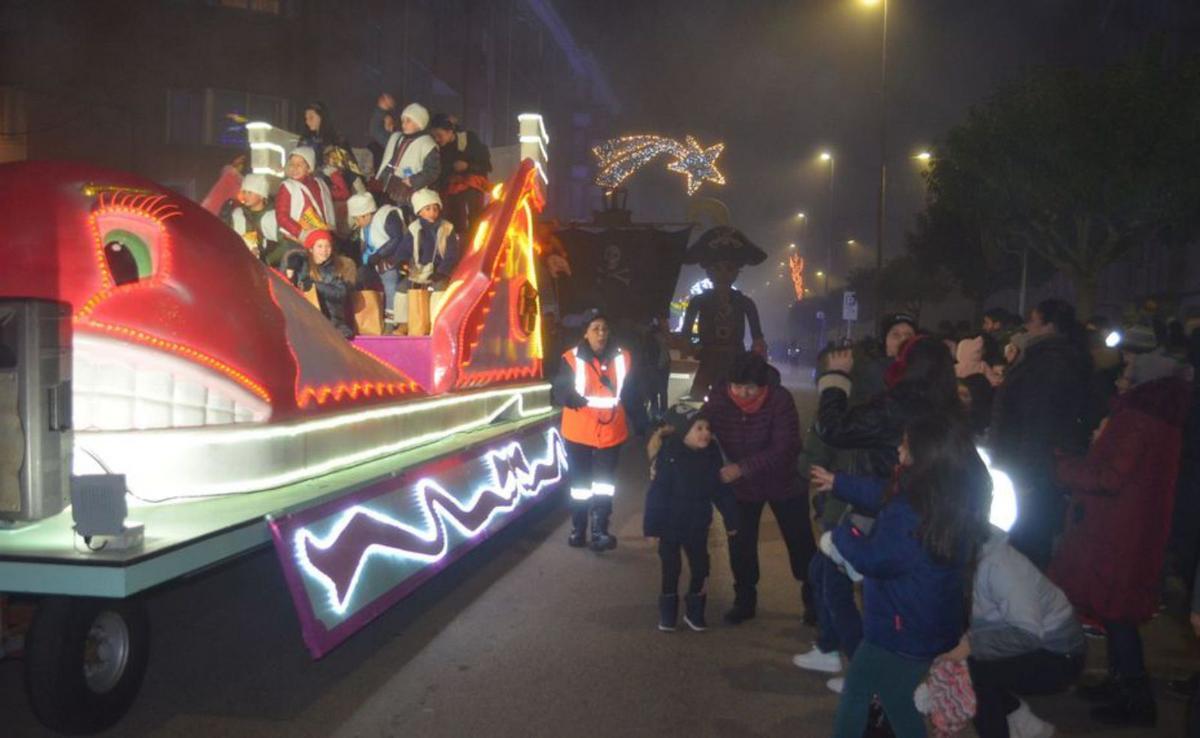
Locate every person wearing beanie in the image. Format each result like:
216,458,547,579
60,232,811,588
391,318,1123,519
1049,348,1192,728
288,230,358,340
347,192,406,329
430,112,492,237
219,172,276,262
375,102,441,212
393,189,460,336
551,311,647,551
276,146,335,247
701,351,809,625
643,406,740,632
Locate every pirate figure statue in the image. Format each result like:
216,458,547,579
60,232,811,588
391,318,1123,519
679,226,768,398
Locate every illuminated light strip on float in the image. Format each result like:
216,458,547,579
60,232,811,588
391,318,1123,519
292,428,567,614
83,384,555,499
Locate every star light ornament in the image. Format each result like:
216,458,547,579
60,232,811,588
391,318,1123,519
593,135,725,196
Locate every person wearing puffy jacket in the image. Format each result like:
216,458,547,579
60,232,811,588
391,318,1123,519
644,406,739,632
822,414,991,738
969,527,1086,738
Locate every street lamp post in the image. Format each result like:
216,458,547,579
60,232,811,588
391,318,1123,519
861,0,889,322
819,152,834,296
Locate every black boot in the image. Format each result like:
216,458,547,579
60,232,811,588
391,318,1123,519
684,593,708,631
723,587,757,625
567,505,589,548
1078,673,1122,703
658,594,678,632
589,506,617,551
1091,676,1157,727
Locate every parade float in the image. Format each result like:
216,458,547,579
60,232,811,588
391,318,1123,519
0,117,564,733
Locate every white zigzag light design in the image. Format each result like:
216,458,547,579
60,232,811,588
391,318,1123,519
294,429,567,615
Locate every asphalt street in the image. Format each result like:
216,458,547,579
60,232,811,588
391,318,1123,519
1,364,1195,737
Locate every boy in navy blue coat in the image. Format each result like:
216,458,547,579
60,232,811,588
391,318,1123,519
644,406,740,631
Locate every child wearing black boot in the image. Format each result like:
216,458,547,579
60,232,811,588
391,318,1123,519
644,406,739,631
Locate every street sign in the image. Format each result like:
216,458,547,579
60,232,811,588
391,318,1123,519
842,291,858,321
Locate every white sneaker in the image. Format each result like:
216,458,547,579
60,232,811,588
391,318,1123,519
1008,699,1055,738
792,646,843,674
826,677,845,694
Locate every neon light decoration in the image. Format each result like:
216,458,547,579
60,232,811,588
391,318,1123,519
789,254,805,301
269,423,567,657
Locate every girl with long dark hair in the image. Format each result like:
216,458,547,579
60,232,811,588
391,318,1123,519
812,413,992,738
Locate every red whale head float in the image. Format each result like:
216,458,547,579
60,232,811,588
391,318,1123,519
0,161,416,430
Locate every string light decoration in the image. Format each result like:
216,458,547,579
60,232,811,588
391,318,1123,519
593,135,725,196
789,254,805,301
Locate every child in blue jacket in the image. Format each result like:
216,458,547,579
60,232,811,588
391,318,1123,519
813,413,992,738
644,406,740,632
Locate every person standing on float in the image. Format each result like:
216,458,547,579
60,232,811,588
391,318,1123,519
553,312,645,551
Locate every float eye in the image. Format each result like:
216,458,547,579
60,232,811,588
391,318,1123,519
103,230,154,285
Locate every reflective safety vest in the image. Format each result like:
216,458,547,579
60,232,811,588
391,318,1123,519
561,345,631,449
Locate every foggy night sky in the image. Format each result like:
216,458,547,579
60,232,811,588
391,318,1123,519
558,0,1193,334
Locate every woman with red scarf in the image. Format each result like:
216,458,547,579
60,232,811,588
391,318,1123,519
702,352,807,624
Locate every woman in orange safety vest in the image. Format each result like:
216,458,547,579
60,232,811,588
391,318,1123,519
552,312,645,551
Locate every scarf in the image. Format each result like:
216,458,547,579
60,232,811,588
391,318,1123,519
727,384,769,415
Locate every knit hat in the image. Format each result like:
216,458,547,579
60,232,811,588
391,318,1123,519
411,188,442,215
240,173,269,198
881,312,917,338
662,402,707,438
346,192,377,219
1127,350,1189,387
401,103,430,130
304,229,333,250
290,146,316,172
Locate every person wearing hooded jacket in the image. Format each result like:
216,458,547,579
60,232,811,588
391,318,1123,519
551,311,646,551
1048,348,1192,728
375,103,441,213
968,527,1086,738
644,405,740,632
702,351,807,625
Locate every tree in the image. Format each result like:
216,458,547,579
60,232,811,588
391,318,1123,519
920,51,1200,317
848,256,951,325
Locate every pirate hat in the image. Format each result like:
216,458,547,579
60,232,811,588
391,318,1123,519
683,226,767,267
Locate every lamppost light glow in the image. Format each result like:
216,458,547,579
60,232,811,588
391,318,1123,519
915,151,932,162
788,242,796,249
796,212,807,220
819,152,832,162
815,270,825,277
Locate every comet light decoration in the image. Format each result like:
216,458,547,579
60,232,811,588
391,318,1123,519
593,135,725,196
789,254,805,301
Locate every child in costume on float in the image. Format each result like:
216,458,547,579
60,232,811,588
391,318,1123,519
644,405,740,632
395,189,460,336
275,146,336,248
346,192,407,330
678,226,768,399
219,173,280,265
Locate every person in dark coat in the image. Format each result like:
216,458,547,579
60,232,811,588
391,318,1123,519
990,298,1092,569
299,101,337,165
1049,349,1192,728
644,406,740,632
822,414,992,738
288,230,358,339
702,352,808,624
429,113,492,238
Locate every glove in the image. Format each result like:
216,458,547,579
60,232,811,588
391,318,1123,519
563,391,588,410
300,277,314,291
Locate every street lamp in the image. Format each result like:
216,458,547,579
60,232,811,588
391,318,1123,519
788,242,797,249
914,150,932,163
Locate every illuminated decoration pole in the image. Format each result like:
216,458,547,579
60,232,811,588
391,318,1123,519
593,135,725,196
868,0,889,323
789,254,805,301
819,152,835,296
